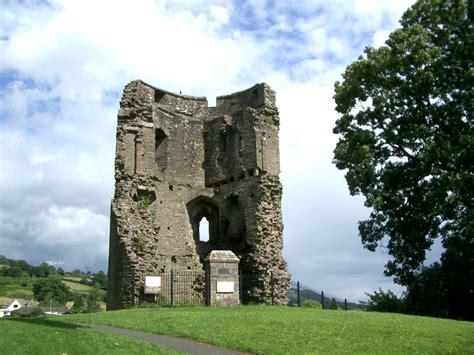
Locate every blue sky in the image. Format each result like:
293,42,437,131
0,0,418,301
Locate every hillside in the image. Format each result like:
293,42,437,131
0,255,107,308
288,282,363,310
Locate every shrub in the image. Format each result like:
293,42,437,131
10,306,44,318
364,288,405,313
79,278,93,286
301,299,322,308
71,294,86,314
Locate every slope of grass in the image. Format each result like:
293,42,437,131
62,280,93,292
0,276,35,300
62,306,474,354
1,317,181,355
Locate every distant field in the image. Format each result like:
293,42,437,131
63,306,474,354
0,276,35,300
62,280,93,292
62,277,83,282
0,276,106,309
1,317,180,354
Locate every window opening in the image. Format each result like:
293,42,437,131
154,89,166,103
155,128,168,171
199,217,210,242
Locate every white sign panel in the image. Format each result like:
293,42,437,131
144,276,161,294
217,281,234,293
145,276,161,287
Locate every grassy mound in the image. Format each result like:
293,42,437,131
62,306,474,353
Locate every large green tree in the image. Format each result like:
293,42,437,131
92,271,107,290
32,277,71,305
333,0,472,305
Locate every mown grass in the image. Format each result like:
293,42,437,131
62,306,474,354
0,317,181,355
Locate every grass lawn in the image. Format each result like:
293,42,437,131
0,317,181,354
61,306,474,354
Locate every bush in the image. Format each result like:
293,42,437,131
71,294,86,314
364,288,405,313
79,278,93,286
301,299,322,308
10,306,44,318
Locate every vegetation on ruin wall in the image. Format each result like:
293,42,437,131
0,318,180,355
63,306,473,354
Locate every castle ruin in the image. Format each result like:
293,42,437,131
107,80,289,309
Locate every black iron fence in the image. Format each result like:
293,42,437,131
132,270,358,309
289,280,359,310
136,270,206,306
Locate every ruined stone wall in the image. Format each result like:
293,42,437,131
107,80,289,309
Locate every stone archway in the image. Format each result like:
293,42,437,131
187,196,219,262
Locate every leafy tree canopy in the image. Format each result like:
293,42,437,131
71,294,86,314
333,0,473,285
32,277,71,305
363,288,406,313
92,270,107,290
31,262,55,278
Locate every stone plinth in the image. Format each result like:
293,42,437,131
206,250,240,306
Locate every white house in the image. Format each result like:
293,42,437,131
0,299,22,317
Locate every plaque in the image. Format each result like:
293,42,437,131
218,267,231,275
144,276,161,294
216,281,234,293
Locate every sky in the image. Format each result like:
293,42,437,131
0,0,418,302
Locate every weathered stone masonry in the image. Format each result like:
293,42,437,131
107,80,290,310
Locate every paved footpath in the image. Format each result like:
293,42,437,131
81,323,245,355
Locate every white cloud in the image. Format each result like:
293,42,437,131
373,30,391,47
33,206,107,247
210,5,230,23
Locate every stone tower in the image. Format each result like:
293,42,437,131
107,80,289,309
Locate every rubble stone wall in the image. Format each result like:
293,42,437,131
107,80,290,309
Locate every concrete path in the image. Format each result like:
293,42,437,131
81,323,244,355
